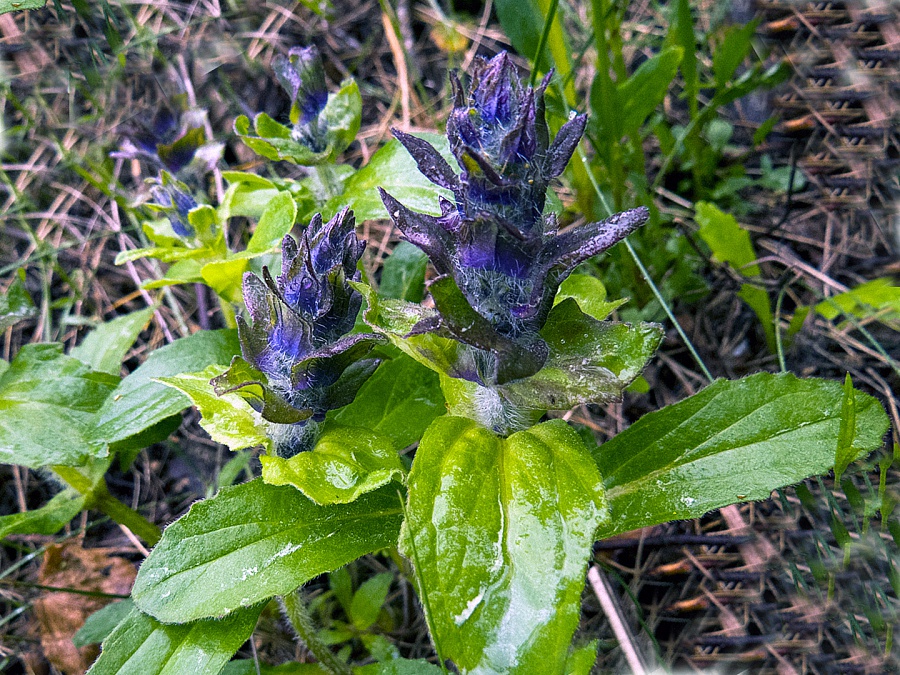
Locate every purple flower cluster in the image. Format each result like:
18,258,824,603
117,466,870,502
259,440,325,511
379,52,649,386
273,46,329,151
217,208,383,427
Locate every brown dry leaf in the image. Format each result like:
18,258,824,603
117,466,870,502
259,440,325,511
32,542,136,675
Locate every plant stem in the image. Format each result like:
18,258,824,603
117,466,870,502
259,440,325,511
281,590,352,675
93,487,162,547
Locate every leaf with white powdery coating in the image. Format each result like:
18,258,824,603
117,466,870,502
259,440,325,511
402,417,607,674
86,605,262,675
133,479,404,623
595,372,890,538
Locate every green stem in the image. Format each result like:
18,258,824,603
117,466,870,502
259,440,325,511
281,590,352,675
529,0,560,87
93,488,162,547
217,294,238,329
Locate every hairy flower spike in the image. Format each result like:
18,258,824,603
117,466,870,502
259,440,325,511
214,208,384,434
379,52,649,386
113,105,223,176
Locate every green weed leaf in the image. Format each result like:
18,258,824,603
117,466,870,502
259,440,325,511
354,661,443,675
0,489,86,539
0,270,36,330
326,135,453,221
379,241,428,303
595,372,890,537
73,599,135,647
402,417,607,674
86,605,261,675
350,572,393,630
261,425,404,505
93,329,239,446
71,307,155,375
834,373,858,483
554,274,626,321
156,365,270,453
0,344,119,468
132,479,403,623
617,46,683,131
331,354,445,449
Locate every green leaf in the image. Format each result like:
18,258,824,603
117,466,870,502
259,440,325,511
73,599,135,647
564,640,599,675
71,308,155,375
93,330,239,446
0,489,86,539
555,274,626,321
354,660,443,675
712,20,759,88
502,299,663,410
0,0,46,15
0,269,36,330
247,191,297,253
260,425,405,505
617,46,683,131
327,135,453,221
350,572,393,630
156,365,271,453
201,257,249,303
695,201,760,276
815,278,900,322
834,373,858,483
0,344,119,468
235,114,330,165
494,0,572,94
141,259,204,290
86,605,261,675
595,372,890,538
132,479,404,623
379,242,428,303
737,283,776,353
668,0,698,116
322,78,363,158
402,417,607,674
331,354,445,449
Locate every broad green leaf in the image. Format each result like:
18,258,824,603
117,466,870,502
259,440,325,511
834,373,858,483
71,307,155,375
354,661,443,675
141,259,204,290
595,372,890,538
261,425,404,505
86,605,262,675
0,344,118,468
379,241,428,303
322,78,363,158
156,365,270,453
247,191,297,253
133,479,404,623
815,278,900,322
0,0,46,14
617,46,683,131
73,599,134,647
326,135,453,221
331,355,444,449
502,299,663,410
93,330,239,446
695,201,759,276
350,572,393,630
201,257,249,303
0,269,36,330
402,417,607,674
0,489,86,539
555,274,626,321
235,113,329,165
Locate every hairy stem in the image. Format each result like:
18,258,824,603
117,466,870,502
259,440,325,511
281,590,352,675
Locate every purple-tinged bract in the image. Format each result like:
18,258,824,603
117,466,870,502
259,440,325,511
273,46,329,152
231,208,383,424
149,173,199,238
379,52,649,386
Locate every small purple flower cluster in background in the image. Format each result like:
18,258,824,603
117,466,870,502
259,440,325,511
272,46,329,151
379,52,649,386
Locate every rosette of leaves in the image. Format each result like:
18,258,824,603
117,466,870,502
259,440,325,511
212,207,385,454
235,46,362,165
371,52,662,432
112,102,224,176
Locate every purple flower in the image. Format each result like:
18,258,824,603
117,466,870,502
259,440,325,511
272,46,329,152
148,173,199,238
378,52,648,385
114,106,223,175
215,208,384,425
